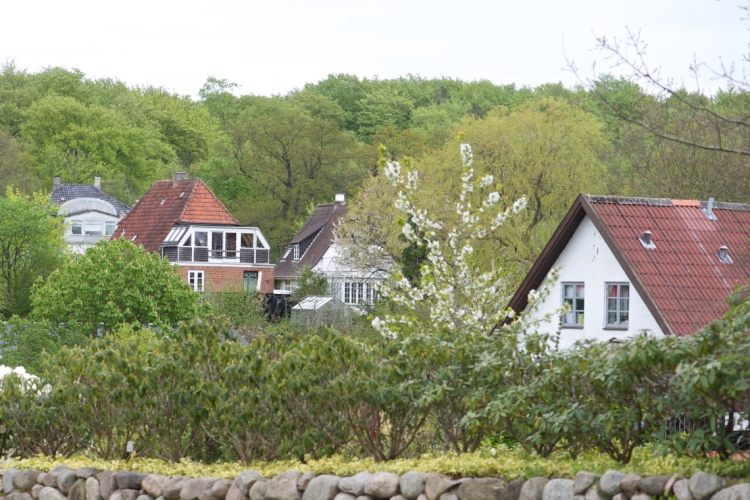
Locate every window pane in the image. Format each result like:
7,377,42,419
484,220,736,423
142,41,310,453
620,298,629,312
608,312,617,324
576,312,585,325
244,271,258,291
576,285,585,298
608,298,617,311
212,232,223,250
621,285,629,298
563,312,574,324
195,232,207,246
241,234,254,248
575,298,584,312
620,311,629,324
183,235,192,246
71,220,82,235
563,285,573,298
608,285,618,298
105,222,116,235
85,221,102,235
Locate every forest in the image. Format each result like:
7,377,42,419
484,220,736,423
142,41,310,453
0,60,748,265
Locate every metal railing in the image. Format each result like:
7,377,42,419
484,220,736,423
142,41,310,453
163,247,270,264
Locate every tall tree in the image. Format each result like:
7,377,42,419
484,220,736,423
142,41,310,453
0,187,66,318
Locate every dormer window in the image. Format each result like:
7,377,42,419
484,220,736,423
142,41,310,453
71,220,82,235
293,244,300,260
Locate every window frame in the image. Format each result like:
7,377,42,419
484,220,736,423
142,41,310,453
561,282,585,328
605,282,630,329
70,220,82,235
343,281,374,305
244,271,258,292
188,270,205,292
293,244,300,261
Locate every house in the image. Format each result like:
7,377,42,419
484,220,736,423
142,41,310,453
274,194,388,306
113,172,274,293
51,176,131,254
508,194,750,349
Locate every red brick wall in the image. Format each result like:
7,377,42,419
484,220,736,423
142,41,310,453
177,265,275,293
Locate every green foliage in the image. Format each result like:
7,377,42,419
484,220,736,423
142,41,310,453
0,317,87,374
0,187,67,318
292,267,329,299
30,238,202,335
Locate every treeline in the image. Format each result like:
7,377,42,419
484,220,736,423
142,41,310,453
2,63,747,258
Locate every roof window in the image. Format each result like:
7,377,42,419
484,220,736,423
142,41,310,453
131,235,138,242
717,246,733,264
179,192,185,198
160,199,165,205
639,230,656,250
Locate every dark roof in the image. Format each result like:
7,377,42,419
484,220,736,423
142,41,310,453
113,178,239,253
275,202,348,278
508,194,750,336
51,184,130,217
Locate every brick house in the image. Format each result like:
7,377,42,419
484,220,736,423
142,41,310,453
113,172,274,293
509,194,750,349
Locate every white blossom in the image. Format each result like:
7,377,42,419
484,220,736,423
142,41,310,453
479,174,494,188
460,143,473,167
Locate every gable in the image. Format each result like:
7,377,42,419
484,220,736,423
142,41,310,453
509,194,750,337
113,177,239,253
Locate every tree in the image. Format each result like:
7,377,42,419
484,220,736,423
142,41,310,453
292,267,329,299
0,187,66,318
31,238,201,334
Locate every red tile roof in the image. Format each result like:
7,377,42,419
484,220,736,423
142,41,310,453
508,195,750,336
113,178,239,252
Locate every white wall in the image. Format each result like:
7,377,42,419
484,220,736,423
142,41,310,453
526,215,664,349
62,211,120,254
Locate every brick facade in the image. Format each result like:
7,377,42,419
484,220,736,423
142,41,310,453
177,265,275,293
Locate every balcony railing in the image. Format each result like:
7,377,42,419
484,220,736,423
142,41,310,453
163,247,269,265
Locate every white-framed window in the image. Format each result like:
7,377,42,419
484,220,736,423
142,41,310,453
188,270,204,292
344,282,374,305
561,282,585,327
606,283,630,328
293,244,300,260
70,220,82,235
105,221,117,236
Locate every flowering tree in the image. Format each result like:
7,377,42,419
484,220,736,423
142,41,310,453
372,142,528,340
371,141,560,453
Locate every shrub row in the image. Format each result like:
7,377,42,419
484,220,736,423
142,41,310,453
0,289,748,465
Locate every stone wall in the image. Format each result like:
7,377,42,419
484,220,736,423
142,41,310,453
1,467,747,500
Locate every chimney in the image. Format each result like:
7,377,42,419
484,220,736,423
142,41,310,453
702,197,717,221
94,175,101,189
53,176,61,191
173,172,188,187
335,193,345,203
639,230,655,249
717,245,732,264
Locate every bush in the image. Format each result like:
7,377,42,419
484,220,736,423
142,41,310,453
0,317,87,374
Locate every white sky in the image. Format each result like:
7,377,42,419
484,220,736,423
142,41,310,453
0,0,746,97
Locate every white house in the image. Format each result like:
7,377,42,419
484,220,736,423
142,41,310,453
508,194,750,349
274,194,389,307
51,176,130,254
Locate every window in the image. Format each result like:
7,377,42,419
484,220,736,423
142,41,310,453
188,271,204,292
84,220,102,236
244,271,258,291
70,220,82,235
105,221,116,236
241,233,254,248
194,232,208,246
606,283,630,328
562,283,585,327
293,244,300,260
226,233,237,258
183,235,192,246
344,282,374,305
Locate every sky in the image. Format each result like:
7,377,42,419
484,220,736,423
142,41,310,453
0,0,746,97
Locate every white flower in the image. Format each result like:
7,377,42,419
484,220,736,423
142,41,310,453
490,448,497,455
460,143,473,167
512,197,527,214
479,174,494,188
487,192,500,205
